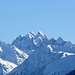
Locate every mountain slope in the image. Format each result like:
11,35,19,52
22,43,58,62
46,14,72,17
43,54,75,75
8,43,75,75
0,40,28,75
1,31,75,75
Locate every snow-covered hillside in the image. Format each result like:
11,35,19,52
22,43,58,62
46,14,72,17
8,31,75,75
0,40,28,75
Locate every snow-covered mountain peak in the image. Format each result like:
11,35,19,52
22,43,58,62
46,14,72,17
38,31,45,37
36,31,48,39
33,31,49,46
29,32,36,36
27,32,35,39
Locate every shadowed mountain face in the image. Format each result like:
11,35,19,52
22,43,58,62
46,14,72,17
66,70,75,75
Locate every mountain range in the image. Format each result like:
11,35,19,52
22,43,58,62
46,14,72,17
0,31,75,75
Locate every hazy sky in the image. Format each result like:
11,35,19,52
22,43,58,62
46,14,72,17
0,0,75,43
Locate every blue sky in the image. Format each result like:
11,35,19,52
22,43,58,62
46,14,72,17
0,0,75,43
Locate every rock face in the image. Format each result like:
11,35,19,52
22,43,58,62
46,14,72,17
8,32,75,75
